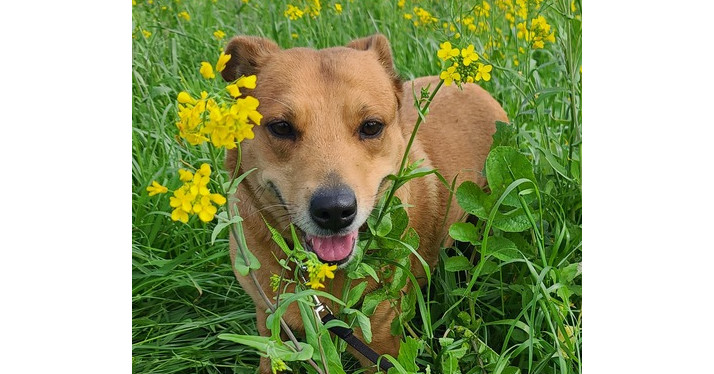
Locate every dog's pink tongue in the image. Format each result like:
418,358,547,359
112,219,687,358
307,231,358,262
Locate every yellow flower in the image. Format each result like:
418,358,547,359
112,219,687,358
316,263,337,280
291,32,299,39
178,11,190,21
213,30,226,40
226,84,241,98
474,1,491,18
142,29,151,38
235,75,257,89
200,62,215,79
334,3,342,13
284,4,304,20
216,52,231,73
397,0,405,8
412,7,437,27
177,91,196,105
306,278,325,289
461,45,479,66
439,65,461,86
403,13,413,20
305,259,337,289
169,165,225,223
437,41,460,61
475,63,492,81
178,169,194,182
147,181,168,196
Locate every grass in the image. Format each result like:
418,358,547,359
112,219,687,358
132,0,582,373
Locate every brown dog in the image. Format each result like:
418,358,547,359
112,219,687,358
220,34,507,372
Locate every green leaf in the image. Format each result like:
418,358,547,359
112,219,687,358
400,287,417,322
376,212,393,237
398,336,421,372
456,181,492,219
448,222,480,245
491,120,515,148
483,236,522,262
390,313,403,336
263,220,292,256
444,256,473,272
345,281,368,308
359,262,379,282
362,288,388,317
211,211,242,245
216,334,314,362
486,146,536,206
234,245,260,276
354,310,373,343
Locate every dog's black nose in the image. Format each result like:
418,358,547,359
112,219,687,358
310,187,357,232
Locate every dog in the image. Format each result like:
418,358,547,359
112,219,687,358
220,34,507,372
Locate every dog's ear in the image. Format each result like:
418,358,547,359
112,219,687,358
346,34,396,77
221,36,280,82
347,34,403,107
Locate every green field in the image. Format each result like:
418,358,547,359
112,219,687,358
132,0,582,373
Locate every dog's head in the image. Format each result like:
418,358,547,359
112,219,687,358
222,34,405,266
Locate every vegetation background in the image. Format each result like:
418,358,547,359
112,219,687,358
132,0,582,372
4,1,714,374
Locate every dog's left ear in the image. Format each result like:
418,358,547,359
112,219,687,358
347,34,402,105
221,36,280,82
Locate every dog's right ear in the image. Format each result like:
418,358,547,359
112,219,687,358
221,36,280,82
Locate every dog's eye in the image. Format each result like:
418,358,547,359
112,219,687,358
359,120,384,139
267,121,296,140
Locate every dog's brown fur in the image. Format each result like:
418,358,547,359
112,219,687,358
221,34,507,372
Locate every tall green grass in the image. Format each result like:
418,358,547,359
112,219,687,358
132,0,581,372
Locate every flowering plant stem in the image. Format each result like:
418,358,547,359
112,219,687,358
214,142,324,373
226,206,325,374
359,79,444,264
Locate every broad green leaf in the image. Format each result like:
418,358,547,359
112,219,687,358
400,287,416,322
345,281,368,308
398,336,421,372
234,245,260,276
376,212,393,237
491,120,515,149
491,206,533,233
362,288,388,317
444,256,473,272
448,222,480,245
456,181,492,219
354,310,373,343
211,211,242,245
486,146,536,207
483,236,522,262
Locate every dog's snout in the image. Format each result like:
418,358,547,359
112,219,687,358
310,187,357,232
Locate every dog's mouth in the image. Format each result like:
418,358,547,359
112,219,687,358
302,229,358,265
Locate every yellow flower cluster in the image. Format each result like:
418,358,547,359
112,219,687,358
176,52,262,149
437,41,493,86
406,7,438,27
145,165,227,223
305,259,337,289
169,164,227,223
516,15,555,49
284,4,304,20
199,51,231,80
176,80,262,148
284,0,321,20
474,1,491,18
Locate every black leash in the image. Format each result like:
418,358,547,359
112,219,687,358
300,270,394,371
